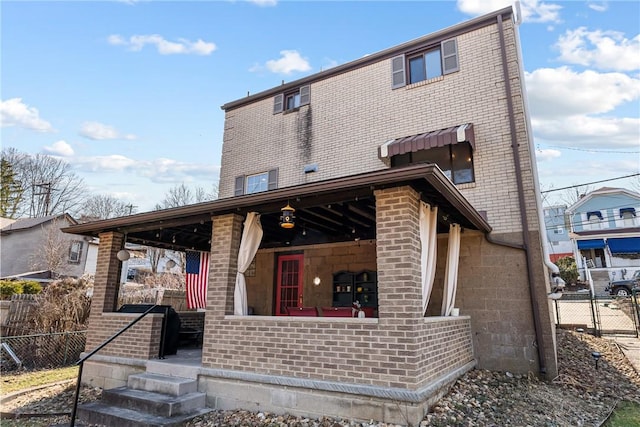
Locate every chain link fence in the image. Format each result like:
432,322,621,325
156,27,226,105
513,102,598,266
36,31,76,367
554,292,639,337
0,330,86,372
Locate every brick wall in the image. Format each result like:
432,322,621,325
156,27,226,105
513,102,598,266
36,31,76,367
179,311,205,331
84,313,163,359
219,19,534,236
201,187,474,390
246,241,377,315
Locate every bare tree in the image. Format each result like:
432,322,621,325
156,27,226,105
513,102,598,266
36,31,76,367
2,147,86,217
559,184,594,207
30,218,71,277
154,183,217,210
147,247,165,274
80,194,137,221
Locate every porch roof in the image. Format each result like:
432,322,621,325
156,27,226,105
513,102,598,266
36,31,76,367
63,164,491,251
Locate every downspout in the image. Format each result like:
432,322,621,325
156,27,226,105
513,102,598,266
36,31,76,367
494,12,547,376
512,1,559,275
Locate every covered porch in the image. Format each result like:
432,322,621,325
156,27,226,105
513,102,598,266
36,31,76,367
65,163,492,425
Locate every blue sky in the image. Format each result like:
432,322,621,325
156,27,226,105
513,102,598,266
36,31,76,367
2,0,639,212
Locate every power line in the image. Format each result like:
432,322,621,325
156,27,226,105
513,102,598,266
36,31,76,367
540,173,640,194
539,144,640,154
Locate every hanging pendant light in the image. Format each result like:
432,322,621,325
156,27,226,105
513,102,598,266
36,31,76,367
280,203,296,229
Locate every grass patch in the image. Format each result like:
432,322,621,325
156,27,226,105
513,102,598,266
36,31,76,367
0,366,78,395
605,400,640,427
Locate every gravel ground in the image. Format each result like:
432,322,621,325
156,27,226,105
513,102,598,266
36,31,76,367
1,329,639,427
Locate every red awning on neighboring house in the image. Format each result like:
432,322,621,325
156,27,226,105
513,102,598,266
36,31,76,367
379,123,475,158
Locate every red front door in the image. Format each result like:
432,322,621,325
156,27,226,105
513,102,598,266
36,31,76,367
275,254,304,315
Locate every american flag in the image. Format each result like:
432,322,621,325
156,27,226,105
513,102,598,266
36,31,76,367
185,250,210,309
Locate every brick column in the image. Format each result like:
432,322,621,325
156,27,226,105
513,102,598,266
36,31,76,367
375,186,423,321
91,231,124,315
202,213,243,365
85,231,124,350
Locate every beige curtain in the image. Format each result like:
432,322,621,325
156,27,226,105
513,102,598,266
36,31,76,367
420,202,438,315
233,212,263,315
441,223,461,316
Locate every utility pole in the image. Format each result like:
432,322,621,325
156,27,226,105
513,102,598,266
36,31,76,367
127,204,137,215
33,182,52,217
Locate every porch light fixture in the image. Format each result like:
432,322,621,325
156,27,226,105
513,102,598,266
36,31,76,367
280,203,296,229
117,249,130,261
166,259,176,269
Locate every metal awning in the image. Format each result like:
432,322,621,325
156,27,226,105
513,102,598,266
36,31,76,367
577,239,606,250
379,124,475,158
608,237,640,254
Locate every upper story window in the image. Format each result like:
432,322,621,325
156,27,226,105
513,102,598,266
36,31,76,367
392,38,459,89
586,211,603,230
235,169,279,196
273,85,310,114
69,240,83,264
391,142,474,185
553,227,564,234
620,207,637,227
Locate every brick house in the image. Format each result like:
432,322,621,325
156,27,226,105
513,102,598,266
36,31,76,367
65,6,559,425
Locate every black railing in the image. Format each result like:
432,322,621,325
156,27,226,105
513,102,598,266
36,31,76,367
69,304,165,426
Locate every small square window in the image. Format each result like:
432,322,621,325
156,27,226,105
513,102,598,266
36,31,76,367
246,172,269,194
285,92,301,110
408,48,442,84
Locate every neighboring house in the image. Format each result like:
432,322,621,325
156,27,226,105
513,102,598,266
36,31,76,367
65,7,558,425
0,214,92,279
566,187,640,288
543,205,573,262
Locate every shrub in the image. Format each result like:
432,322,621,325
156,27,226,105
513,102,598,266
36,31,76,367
21,281,43,295
0,281,23,300
556,256,579,284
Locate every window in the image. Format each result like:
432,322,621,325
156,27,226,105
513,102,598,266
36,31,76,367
391,142,474,185
234,169,278,196
273,85,310,114
391,38,458,89
69,241,83,263
553,227,564,234
620,208,637,227
587,211,603,230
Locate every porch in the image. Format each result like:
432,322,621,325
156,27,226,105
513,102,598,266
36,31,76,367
66,164,493,425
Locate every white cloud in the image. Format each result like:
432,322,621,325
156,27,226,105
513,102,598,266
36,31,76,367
525,67,640,118
108,34,216,56
532,116,640,147
586,1,608,12
74,155,219,184
79,121,137,141
0,98,54,132
263,50,312,75
43,140,74,157
526,67,640,148
456,0,562,23
555,27,640,71
535,148,561,161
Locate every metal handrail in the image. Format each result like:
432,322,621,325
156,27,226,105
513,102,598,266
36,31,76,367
69,304,160,426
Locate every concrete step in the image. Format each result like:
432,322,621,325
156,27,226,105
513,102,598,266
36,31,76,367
102,386,206,417
127,372,197,396
77,401,211,427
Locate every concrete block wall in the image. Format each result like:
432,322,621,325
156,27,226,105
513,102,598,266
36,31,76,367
219,18,536,235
